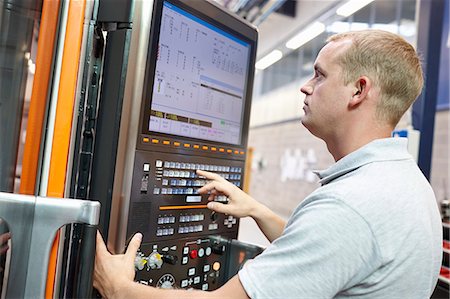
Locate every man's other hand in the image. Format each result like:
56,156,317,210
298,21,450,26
94,231,142,298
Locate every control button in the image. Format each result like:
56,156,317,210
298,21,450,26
205,247,212,256
151,139,159,144
208,223,218,230
210,211,218,221
189,250,198,259
163,140,170,145
198,248,205,258
170,245,177,251
194,276,200,284
188,268,196,276
183,247,189,255
182,256,188,265
162,254,178,265
212,262,221,271
186,195,201,203
181,279,188,288
212,244,225,255
162,246,169,252
143,137,150,143
143,163,150,172
203,264,210,272
202,283,208,291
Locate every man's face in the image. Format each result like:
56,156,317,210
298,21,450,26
300,40,355,140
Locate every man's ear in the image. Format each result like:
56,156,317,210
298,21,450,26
349,76,371,108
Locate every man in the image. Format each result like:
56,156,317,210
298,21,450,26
94,30,442,298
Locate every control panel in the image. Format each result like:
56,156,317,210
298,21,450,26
126,148,244,290
133,234,233,290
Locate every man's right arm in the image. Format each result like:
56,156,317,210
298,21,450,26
197,170,285,242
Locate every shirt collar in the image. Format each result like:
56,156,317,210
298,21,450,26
314,138,411,185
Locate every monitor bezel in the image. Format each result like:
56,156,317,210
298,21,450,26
139,0,258,149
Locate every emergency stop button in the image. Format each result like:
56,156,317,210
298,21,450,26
189,249,198,259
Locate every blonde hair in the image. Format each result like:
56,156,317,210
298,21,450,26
327,30,423,126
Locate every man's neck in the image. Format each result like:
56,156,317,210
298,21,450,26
326,125,393,161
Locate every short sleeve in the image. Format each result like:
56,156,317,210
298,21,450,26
238,198,381,299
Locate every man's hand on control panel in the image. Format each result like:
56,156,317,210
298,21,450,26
196,170,286,242
196,169,260,219
94,231,142,298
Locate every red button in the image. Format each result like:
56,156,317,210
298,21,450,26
189,249,198,259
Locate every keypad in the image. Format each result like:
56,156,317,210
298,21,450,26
153,160,242,196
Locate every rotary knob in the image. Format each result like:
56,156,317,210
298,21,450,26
148,251,164,269
134,252,147,271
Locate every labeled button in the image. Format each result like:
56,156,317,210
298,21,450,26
188,268,196,276
212,262,221,271
202,283,208,291
182,256,188,265
198,248,205,258
181,279,188,288
194,276,200,284
183,247,189,255
203,264,210,272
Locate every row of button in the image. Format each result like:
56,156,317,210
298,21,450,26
157,160,242,173
164,178,206,186
153,184,239,195
157,216,176,224
154,187,199,195
180,214,204,222
157,223,219,235
156,228,175,236
180,278,208,290
160,170,241,181
178,225,203,234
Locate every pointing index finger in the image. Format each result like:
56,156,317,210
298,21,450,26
196,169,223,181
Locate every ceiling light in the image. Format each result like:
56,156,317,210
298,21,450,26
255,50,283,70
285,22,325,50
336,0,374,17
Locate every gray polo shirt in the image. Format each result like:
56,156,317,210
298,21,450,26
239,138,442,298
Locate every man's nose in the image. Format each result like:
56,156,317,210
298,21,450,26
300,84,313,95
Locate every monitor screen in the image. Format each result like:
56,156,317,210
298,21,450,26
144,0,253,146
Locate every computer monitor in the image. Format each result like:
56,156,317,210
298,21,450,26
141,0,257,147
